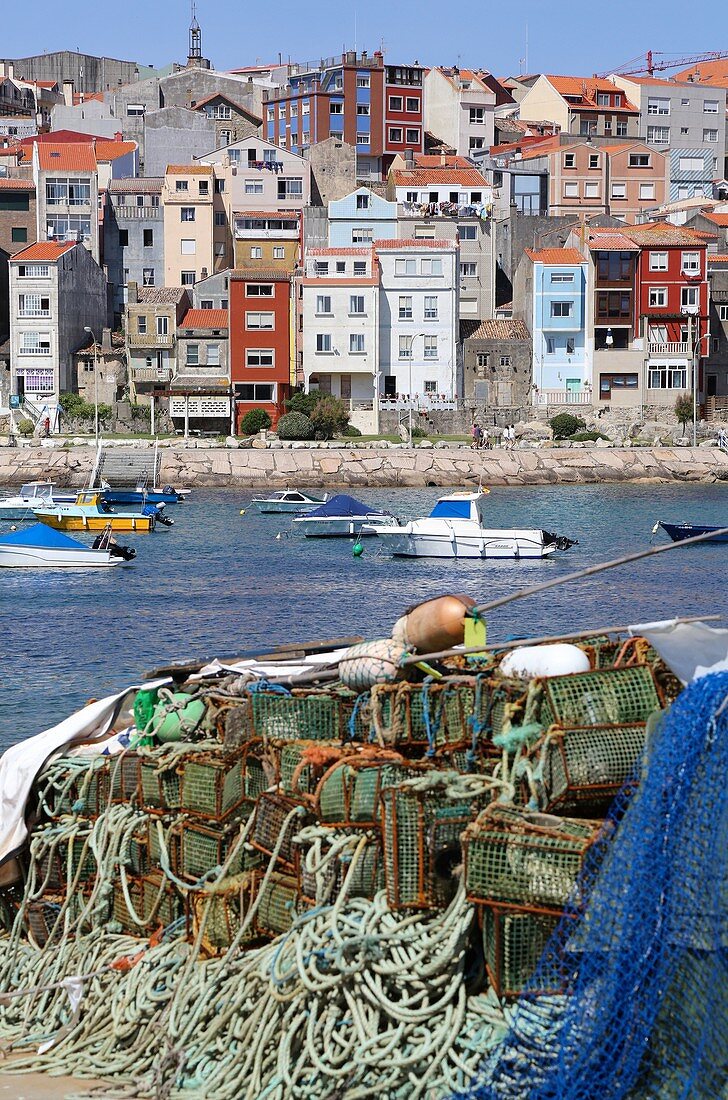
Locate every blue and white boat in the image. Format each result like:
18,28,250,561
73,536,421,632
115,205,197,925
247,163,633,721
251,489,329,514
0,523,135,568
658,521,728,544
100,481,190,507
292,494,401,538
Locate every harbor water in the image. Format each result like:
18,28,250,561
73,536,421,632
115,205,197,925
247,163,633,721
2,481,726,749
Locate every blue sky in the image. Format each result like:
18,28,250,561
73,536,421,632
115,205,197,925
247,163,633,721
5,1,728,78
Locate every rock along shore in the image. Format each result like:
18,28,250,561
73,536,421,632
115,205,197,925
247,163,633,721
0,444,726,488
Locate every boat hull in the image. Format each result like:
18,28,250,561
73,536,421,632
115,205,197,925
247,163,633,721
103,490,181,506
255,501,324,514
369,526,558,559
660,522,728,544
0,546,124,568
295,517,398,538
34,511,154,532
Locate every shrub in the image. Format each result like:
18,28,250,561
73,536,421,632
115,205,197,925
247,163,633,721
131,403,151,421
241,407,272,435
59,392,85,417
341,424,362,437
284,391,320,418
17,418,35,437
58,392,110,424
549,412,586,439
309,395,350,440
410,425,428,439
276,411,315,440
570,430,610,442
674,392,693,437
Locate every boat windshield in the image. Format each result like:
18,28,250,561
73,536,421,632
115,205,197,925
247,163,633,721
429,499,474,521
20,483,52,499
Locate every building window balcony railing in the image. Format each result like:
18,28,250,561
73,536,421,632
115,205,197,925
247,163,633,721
19,346,51,355
127,332,174,347
648,341,690,356
18,309,51,317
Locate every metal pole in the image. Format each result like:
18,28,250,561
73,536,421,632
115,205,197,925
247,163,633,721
692,319,698,448
409,349,413,447
150,394,155,437
184,394,189,440
94,343,99,444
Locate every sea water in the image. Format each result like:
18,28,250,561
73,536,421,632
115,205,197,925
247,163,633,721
1,481,726,748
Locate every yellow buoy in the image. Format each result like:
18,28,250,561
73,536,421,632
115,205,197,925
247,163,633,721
240,509,246,515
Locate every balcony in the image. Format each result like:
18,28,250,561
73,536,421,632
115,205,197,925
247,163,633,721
648,342,690,357
400,200,490,219
132,366,172,383
127,332,174,347
18,310,50,318
378,395,457,411
233,225,299,239
115,206,162,219
18,346,51,356
534,389,591,407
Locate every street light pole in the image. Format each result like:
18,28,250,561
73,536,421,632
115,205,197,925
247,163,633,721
83,326,99,444
408,333,425,447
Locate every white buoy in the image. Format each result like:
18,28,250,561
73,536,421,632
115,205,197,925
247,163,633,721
500,644,590,679
275,533,282,540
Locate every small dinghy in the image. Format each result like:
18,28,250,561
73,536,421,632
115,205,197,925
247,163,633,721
657,521,728,544
251,489,329,514
0,523,135,568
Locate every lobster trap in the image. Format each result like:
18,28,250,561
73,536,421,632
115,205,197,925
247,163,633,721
315,754,425,828
250,792,313,868
187,874,258,955
254,870,301,937
481,902,567,1000
531,723,648,812
358,681,492,752
139,758,181,813
462,805,602,911
35,756,109,819
178,813,259,882
538,665,662,729
295,828,384,904
245,689,341,742
36,831,97,893
109,752,142,804
242,741,281,801
179,752,244,820
279,740,349,799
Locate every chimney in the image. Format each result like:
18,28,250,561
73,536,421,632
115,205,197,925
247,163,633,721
440,151,446,167
8,63,14,80
128,280,138,304
101,327,112,351
404,148,414,167
114,131,122,142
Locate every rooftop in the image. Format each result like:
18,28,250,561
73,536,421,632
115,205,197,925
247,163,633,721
166,163,214,174
375,238,456,249
621,222,709,246
109,177,163,193
702,212,728,227
134,287,187,304
36,143,97,172
11,241,76,262
391,166,489,186
708,254,728,264
0,178,35,191
525,247,585,264
229,268,292,281
94,140,138,162
674,60,728,88
462,318,530,341
180,309,229,329
587,231,640,251
545,75,638,112
307,247,371,256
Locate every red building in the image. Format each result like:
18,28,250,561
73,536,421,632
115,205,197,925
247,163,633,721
229,270,293,431
627,223,709,355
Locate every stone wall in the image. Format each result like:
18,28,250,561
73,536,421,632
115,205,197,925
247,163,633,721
0,443,725,488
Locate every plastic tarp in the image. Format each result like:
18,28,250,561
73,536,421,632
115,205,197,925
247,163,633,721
629,618,728,683
0,523,88,551
304,494,387,519
430,499,472,520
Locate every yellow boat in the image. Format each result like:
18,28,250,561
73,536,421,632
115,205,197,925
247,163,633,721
34,491,156,533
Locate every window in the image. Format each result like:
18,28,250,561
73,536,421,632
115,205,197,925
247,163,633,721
250,246,263,259
551,273,574,283
459,224,477,240
597,92,610,106
349,333,365,353
142,267,154,286
398,335,413,359
681,286,699,308
356,193,370,210
460,262,477,278
720,305,728,321
273,246,285,259
357,76,370,88
424,336,437,359
118,229,129,246
336,261,346,274
681,98,690,106
215,211,226,227
639,183,655,200
566,339,575,354
414,226,436,239
563,153,576,169
388,127,403,143
11,227,28,243
682,252,700,273
584,181,599,198
469,136,485,151
181,239,196,255
546,337,555,354
278,105,286,118
127,103,145,116
629,153,651,168
330,102,343,114
143,228,153,247
137,316,147,334
181,207,195,222
302,101,310,116
187,343,199,366
611,182,627,200
175,180,188,192
200,300,213,309
424,380,437,394
151,195,160,207
681,126,690,136
353,261,366,275
314,262,329,275
650,252,668,271
316,334,332,353
349,295,365,315
563,182,579,198
649,366,687,389
424,296,438,319
469,107,485,124
551,301,573,317
647,97,670,115
500,355,512,367
246,312,274,329
395,258,416,276
648,287,667,307
389,95,403,111
236,383,274,401
703,129,719,142
277,177,303,199
421,258,442,275
18,294,50,317
356,132,370,145
679,156,704,172
315,295,332,315
245,180,264,194
17,264,50,278
589,153,600,169
357,104,370,116
156,316,169,336
246,349,274,367
477,353,489,367
406,129,420,143
399,295,413,320
703,100,719,113
616,120,628,136
207,344,220,366
406,97,420,112
181,271,195,285
19,332,51,355
352,227,373,243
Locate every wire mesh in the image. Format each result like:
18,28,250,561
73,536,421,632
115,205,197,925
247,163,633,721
539,665,661,729
250,792,311,868
481,903,565,1000
534,723,647,812
249,691,340,741
179,753,244,820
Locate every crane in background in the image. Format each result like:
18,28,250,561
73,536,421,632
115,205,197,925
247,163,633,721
597,50,728,79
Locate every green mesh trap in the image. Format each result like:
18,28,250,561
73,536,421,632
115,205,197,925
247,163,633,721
179,754,244,820
295,829,384,903
279,740,342,797
249,690,340,741
140,760,181,812
141,872,182,929
255,871,300,937
109,753,142,804
316,758,425,827
179,812,258,882
481,903,564,999
539,665,661,728
535,723,648,811
251,792,311,867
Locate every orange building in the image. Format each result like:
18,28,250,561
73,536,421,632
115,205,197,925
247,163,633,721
229,269,293,431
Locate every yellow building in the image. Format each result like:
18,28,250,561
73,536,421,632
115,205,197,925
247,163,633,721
162,164,217,288
232,210,301,273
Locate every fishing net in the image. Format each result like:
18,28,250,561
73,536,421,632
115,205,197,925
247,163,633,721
464,670,728,1100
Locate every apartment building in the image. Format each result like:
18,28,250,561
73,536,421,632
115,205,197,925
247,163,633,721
32,142,99,262
172,307,230,434
162,164,215,288
229,268,293,428
610,75,726,200
424,68,497,157
104,177,164,320
198,136,310,212
263,51,424,179
300,247,379,411
461,318,532,409
125,283,190,398
9,240,107,410
328,187,397,247
519,76,640,140
0,178,37,256
706,254,728,397
190,92,261,149
232,209,301,272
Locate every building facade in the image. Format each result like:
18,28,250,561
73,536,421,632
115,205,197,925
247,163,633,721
0,178,36,256
162,164,215,288
232,209,301,272
328,187,397,247
125,284,190,398
705,255,728,398
229,268,293,429
171,307,230,433
424,68,496,158
461,318,532,410
519,75,640,140
32,141,99,262
104,177,164,321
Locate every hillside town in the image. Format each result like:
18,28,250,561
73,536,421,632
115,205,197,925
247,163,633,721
1,25,727,440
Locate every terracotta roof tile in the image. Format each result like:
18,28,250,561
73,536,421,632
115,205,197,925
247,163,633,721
307,247,370,255
391,167,488,186
703,212,728,227
94,141,137,162
375,238,456,249
109,177,163,192
525,247,585,264
545,75,638,112
134,287,188,304
708,254,728,263
620,222,708,246
674,60,728,88
11,241,76,261
463,319,530,341
587,232,639,251
37,143,97,171
180,309,228,329
229,268,292,281
166,164,214,174
0,178,35,191
411,154,474,169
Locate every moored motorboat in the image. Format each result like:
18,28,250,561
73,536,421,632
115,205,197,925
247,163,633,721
0,481,76,520
366,491,576,559
0,523,134,568
292,493,401,538
100,481,190,506
251,489,329,514
657,521,728,544
33,491,164,533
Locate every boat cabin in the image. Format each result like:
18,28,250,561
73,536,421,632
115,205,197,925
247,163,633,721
19,482,55,501
428,492,488,525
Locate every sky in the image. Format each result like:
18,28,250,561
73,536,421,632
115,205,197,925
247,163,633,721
4,0,728,79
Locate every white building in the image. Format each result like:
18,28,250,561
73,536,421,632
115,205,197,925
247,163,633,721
197,135,311,213
376,239,459,403
32,142,100,263
424,68,496,157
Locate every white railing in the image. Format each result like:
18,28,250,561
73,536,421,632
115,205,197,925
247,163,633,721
19,346,51,356
127,332,174,347
19,309,50,317
648,342,690,356
533,389,591,406
378,396,457,411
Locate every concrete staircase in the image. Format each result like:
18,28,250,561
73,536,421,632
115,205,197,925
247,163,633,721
95,448,161,488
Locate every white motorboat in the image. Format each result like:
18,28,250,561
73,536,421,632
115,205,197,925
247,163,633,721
0,481,75,520
251,489,329,514
0,523,135,569
365,491,576,559
292,493,401,538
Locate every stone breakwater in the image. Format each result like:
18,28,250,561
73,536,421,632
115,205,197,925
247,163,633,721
0,444,726,488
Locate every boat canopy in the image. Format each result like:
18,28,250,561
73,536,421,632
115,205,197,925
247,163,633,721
305,494,387,519
0,523,88,550
429,499,474,520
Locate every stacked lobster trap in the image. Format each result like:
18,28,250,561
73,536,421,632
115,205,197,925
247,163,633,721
4,635,674,999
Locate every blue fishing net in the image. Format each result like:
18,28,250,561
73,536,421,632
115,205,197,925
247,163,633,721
464,670,728,1100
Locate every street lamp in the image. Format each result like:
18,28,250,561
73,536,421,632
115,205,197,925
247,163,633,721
83,326,99,444
407,333,425,447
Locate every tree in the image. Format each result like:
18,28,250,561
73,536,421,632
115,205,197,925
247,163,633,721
276,412,315,440
284,391,320,418
549,412,586,439
674,393,693,437
309,395,350,440
241,407,272,435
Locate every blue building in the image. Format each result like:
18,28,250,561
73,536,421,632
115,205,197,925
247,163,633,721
520,248,590,402
328,187,397,247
